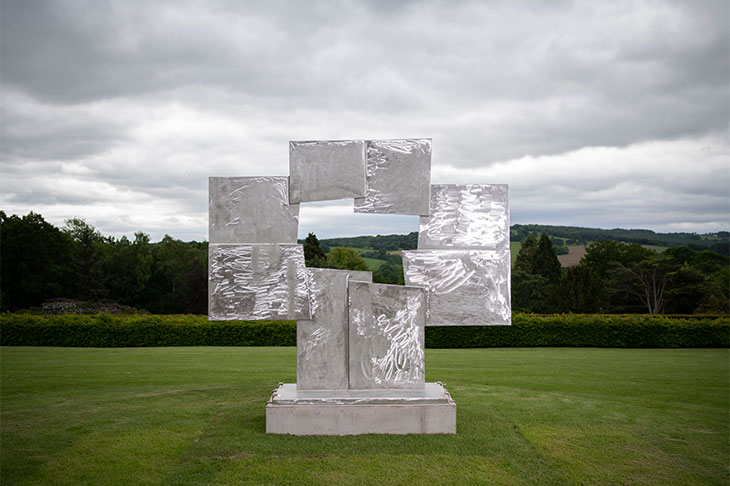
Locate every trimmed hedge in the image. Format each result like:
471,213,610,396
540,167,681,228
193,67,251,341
426,314,729,348
0,313,728,348
0,314,296,347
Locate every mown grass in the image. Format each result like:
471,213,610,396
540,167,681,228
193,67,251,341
1,347,728,485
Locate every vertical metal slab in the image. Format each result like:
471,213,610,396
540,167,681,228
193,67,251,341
297,268,372,390
418,184,509,250
289,140,366,203
209,176,299,244
353,139,431,216
348,281,426,389
209,244,310,320
402,249,511,326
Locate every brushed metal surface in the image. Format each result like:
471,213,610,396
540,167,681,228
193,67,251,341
348,281,426,389
353,139,431,216
402,249,511,326
289,140,366,203
418,184,509,250
208,244,310,320
209,176,299,244
297,268,372,390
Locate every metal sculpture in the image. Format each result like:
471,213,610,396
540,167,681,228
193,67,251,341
208,138,511,435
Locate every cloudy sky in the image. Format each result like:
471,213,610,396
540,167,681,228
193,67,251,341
1,0,728,241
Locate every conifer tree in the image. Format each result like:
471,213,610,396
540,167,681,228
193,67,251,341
514,233,538,273
532,233,562,283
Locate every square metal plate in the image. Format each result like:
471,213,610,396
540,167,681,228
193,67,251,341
209,244,310,320
418,184,509,250
402,249,511,326
209,177,299,244
354,139,431,216
289,140,366,203
348,281,426,389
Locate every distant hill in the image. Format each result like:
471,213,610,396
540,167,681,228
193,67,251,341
309,225,729,256
510,224,729,254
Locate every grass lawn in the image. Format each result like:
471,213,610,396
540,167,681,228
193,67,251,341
360,257,386,272
1,347,727,485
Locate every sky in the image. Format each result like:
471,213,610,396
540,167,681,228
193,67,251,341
1,0,728,242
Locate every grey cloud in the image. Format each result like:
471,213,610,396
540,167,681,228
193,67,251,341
0,0,727,239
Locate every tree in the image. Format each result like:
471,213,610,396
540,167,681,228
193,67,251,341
63,218,107,300
303,232,326,267
532,233,562,283
511,270,550,313
514,234,537,273
613,255,670,314
102,232,153,308
373,263,404,285
0,211,75,310
550,264,603,313
325,247,369,271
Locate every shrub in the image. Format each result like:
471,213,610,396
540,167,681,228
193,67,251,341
0,313,727,348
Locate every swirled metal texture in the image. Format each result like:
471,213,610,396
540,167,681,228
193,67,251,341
209,176,299,244
353,139,431,216
418,184,509,250
348,281,426,389
403,249,511,326
208,244,310,320
297,268,372,390
289,140,366,203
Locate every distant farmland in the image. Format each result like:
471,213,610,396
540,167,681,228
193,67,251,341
557,245,587,267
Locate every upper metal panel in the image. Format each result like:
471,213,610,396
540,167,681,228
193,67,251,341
348,281,426,389
209,177,299,244
418,184,509,250
402,249,511,326
289,140,366,203
353,139,432,216
297,268,372,390
208,244,310,320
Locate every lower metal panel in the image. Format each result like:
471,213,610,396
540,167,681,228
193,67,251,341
297,268,372,390
348,281,426,389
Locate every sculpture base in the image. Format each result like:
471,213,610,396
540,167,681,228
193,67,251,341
266,382,456,435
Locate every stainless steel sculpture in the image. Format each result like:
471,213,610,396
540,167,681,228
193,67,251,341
289,140,366,203
208,244,310,320
354,139,432,216
348,281,426,390
403,249,511,326
297,268,372,390
209,176,299,244
208,138,510,435
418,184,509,250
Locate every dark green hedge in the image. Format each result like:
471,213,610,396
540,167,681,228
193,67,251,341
0,313,727,348
425,314,729,348
0,314,296,347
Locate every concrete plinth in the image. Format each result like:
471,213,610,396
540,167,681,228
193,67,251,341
266,383,456,435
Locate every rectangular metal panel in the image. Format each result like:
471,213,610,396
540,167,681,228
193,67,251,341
289,140,366,203
402,249,511,326
353,139,431,216
297,268,372,390
209,176,299,244
348,281,426,389
418,184,509,250
208,244,310,320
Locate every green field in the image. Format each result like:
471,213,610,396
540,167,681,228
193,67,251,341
1,347,728,485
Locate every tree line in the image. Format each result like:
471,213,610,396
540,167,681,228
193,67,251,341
1,212,207,313
2,211,727,315
512,233,729,314
511,224,729,253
